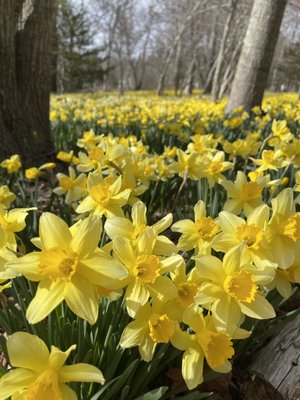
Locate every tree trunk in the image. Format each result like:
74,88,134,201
211,0,237,102
226,0,287,113
0,0,55,163
183,55,196,95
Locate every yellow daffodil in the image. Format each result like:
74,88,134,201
57,151,74,163
220,171,267,216
25,167,43,180
172,200,219,255
270,119,293,145
223,136,261,160
76,169,131,218
120,299,176,362
212,205,276,270
0,206,36,251
1,154,21,174
265,188,300,269
201,151,233,187
39,162,56,170
53,167,87,204
251,149,284,172
169,149,202,180
77,129,102,149
7,213,127,324
171,305,235,390
187,134,218,155
164,260,201,322
105,201,176,255
76,151,100,172
0,332,104,399
194,247,275,334
113,227,182,317
0,186,16,208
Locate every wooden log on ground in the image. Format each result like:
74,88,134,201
249,313,300,399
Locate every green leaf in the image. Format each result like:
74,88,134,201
91,359,139,400
179,392,213,400
134,386,168,400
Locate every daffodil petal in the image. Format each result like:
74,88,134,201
182,347,204,390
239,294,275,319
0,368,36,400
26,279,65,324
59,364,105,384
132,201,147,227
7,332,49,372
139,335,156,362
71,215,101,258
104,217,133,240
6,252,41,281
113,236,136,267
153,236,177,256
80,256,128,287
120,320,148,348
148,276,177,302
137,228,156,255
152,213,173,234
160,254,183,274
126,282,148,317
59,384,78,400
40,213,72,249
64,276,99,325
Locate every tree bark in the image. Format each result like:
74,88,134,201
0,0,55,163
211,0,237,102
226,0,287,113
250,313,300,399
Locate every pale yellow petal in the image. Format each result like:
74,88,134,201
6,252,41,281
49,344,76,370
119,320,148,348
182,347,204,390
59,364,105,384
71,215,102,258
139,335,156,362
194,255,224,282
64,276,99,324
113,236,136,268
223,246,242,275
126,282,149,317
137,227,156,255
60,384,78,400
7,332,49,372
171,220,196,235
26,279,65,324
194,200,206,220
80,256,128,287
104,217,133,240
0,368,36,400
153,236,177,256
76,196,98,214
152,213,173,234
160,254,183,274
132,201,147,227
239,294,275,319
218,211,244,233
40,213,72,250
148,276,177,302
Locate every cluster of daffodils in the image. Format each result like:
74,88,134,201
0,92,300,397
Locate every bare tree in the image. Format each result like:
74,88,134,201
0,0,55,162
211,0,237,102
226,0,288,113
156,1,208,96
